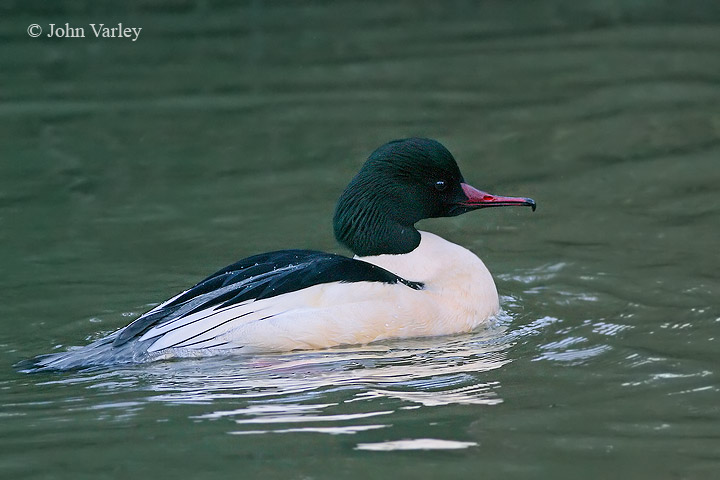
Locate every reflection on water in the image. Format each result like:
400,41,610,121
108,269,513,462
40,313,516,434
356,438,478,451
9,311,539,455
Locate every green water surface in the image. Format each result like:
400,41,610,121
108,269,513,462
1,2,719,479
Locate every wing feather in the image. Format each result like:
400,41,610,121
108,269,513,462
113,249,422,350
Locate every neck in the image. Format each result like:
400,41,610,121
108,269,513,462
333,192,421,256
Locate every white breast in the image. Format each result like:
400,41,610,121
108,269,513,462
356,230,500,333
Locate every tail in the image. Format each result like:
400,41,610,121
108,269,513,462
16,332,153,373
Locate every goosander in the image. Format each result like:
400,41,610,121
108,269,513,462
26,138,535,370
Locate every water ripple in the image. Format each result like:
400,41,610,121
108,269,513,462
230,424,388,436
355,438,478,451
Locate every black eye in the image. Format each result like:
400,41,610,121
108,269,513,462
435,180,447,192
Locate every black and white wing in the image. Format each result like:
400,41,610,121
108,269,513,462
114,249,422,353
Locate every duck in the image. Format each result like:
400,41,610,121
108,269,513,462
25,138,535,370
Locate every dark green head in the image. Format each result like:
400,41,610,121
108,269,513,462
333,138,535,256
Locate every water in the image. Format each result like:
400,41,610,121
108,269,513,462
2,2,720,478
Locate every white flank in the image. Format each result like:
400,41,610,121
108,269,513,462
143,231,499,354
